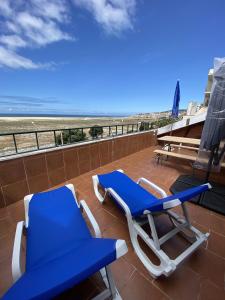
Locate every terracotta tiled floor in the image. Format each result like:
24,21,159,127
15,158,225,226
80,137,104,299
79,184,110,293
1,146,225,299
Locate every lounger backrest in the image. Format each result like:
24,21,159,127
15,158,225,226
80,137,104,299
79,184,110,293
160,184,210,206
26,186,91,271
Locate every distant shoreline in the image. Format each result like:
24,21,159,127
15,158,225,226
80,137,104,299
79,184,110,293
0,116,129,123
0,113,129,118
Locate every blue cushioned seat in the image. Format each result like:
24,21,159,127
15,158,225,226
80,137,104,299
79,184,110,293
3,186,117,300
98,171,209,216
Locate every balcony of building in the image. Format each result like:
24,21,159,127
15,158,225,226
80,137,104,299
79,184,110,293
0,121,224,299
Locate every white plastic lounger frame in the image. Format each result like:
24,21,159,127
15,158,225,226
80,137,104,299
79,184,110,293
92,170,210,278
12,184,127,300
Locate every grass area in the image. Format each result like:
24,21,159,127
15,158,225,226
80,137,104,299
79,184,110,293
0,116,144,133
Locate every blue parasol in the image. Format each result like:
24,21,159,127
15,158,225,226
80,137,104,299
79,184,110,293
171,80,180,118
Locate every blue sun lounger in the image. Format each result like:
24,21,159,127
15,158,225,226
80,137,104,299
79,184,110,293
92,170,211,278
3,184,127,300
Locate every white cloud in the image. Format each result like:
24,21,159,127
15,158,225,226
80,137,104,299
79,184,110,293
0,46,52,69
73,0,136,34
0,0,72,69
5,21,19,33
16,12,73,47
0,0,12,16
0,0,137,69
0,35,27,49
31,0,69,22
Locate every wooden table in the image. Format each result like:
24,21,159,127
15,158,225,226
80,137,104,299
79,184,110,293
156,136,225,168
158,136,200,146
155,136,200,164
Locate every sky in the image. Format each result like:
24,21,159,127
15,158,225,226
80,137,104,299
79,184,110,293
0,0,225,116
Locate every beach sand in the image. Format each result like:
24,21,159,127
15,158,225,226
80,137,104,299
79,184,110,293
0,116,144,133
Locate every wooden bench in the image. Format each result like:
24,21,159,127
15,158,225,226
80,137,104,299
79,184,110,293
169,144,199,151
154,149,197,163
154,149,225,168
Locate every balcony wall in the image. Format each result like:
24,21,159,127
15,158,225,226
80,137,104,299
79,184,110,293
157,112,206,137
0,131,157,207
171,122,204,139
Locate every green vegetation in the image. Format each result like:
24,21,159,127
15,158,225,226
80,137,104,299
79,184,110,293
89,125,103,138
139,122,151,131
55,118,180,146
56,129,86,145
151,117,178,128
139,118,180,132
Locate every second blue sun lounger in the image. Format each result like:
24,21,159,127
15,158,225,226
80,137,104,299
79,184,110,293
93,170,210,278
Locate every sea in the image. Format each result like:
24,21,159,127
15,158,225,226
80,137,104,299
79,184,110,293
0,113,129,118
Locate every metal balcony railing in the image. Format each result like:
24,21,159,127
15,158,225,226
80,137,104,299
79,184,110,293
0,122,152,157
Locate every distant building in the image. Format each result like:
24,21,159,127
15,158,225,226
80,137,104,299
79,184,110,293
186,101,201,116
203,68,214,107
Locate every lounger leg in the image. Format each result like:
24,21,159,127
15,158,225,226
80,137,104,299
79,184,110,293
93,266,121,300
100,268,109,288
168,203,191,233
147,214,160,250
105,266,121,300
167,207,209,244
181,203,190,227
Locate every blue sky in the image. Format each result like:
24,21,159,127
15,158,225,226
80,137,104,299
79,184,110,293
0,0,225,115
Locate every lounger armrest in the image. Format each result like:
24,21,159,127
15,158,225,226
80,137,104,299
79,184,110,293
106,187,133,233
12,221,24,283
92,175,105,203
106,188,132,219
137,177,167,198
80,200,101,238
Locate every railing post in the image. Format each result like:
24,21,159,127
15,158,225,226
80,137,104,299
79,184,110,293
60,131,64,145
122,125,124,135
35,132,39,149
69,129,72,144
116,125,118,136
54,131,57,146
12,134,18,153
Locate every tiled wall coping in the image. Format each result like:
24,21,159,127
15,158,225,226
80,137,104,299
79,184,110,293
0,129,157,162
